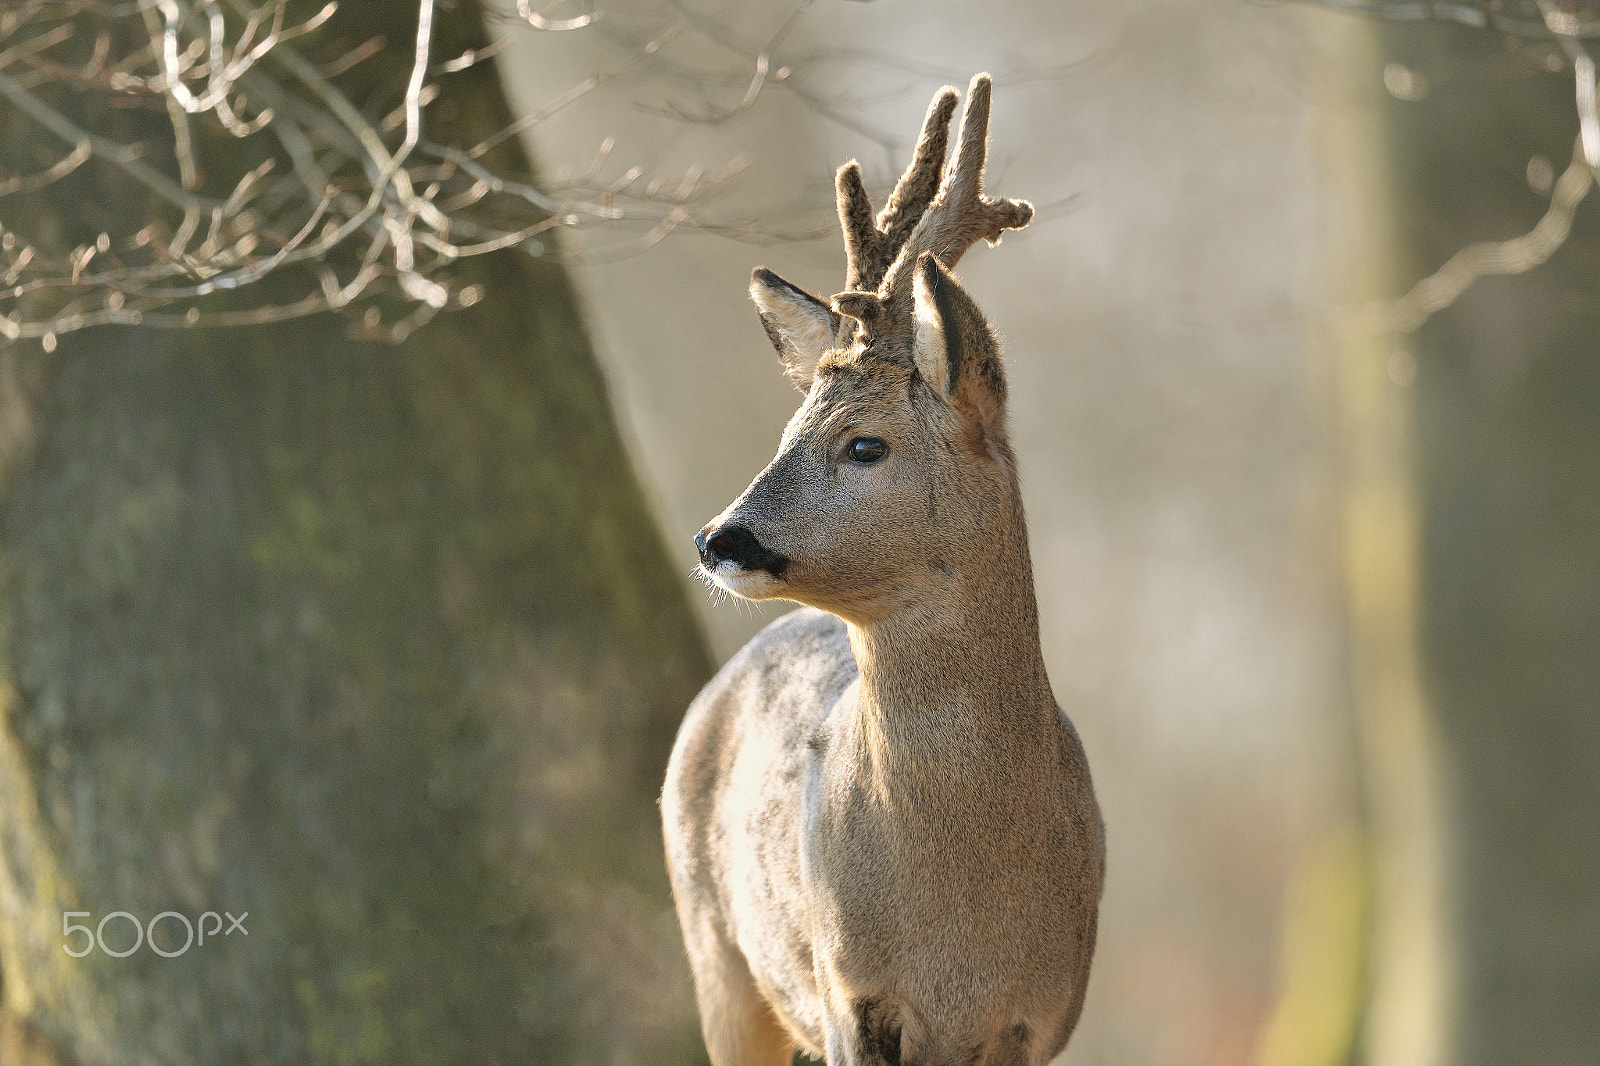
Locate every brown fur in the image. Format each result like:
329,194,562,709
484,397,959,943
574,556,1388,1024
665,76,1104,1066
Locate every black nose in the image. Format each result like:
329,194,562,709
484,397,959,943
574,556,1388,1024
695,525,745,567
695,524,789,578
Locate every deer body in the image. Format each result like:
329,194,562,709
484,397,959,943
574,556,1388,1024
663,77,1104,1066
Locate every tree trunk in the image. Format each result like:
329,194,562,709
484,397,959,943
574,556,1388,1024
1380,23,1600,1066
0,3,712,1063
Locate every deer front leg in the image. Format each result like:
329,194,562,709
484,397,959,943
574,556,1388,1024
686,935,795,1066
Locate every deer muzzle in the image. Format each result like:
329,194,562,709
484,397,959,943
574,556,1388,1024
696,523,790,579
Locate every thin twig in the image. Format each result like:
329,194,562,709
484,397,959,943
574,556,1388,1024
1296,0,1600,39
1376,137,1593,332
0,68,218,213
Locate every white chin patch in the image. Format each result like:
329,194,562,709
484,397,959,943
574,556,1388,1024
708,563,782,600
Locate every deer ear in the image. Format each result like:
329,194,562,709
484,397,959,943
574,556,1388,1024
911,253,1006,436
750,268,838,391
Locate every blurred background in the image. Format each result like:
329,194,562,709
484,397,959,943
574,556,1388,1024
0,1,1595,1065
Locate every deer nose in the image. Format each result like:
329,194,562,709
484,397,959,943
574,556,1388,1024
696,523,791,578
696,525,741,568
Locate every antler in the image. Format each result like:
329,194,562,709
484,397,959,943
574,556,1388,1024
920,75,1034,266
836,87,959,293
834,74,1032,339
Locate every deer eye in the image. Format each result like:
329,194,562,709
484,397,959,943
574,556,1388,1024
846,437,888,465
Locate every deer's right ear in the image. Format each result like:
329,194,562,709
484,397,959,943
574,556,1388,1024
750,267,837,391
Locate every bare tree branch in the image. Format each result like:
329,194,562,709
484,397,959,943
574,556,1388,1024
0,0,1072,347
1309,0,1600,329
1297,0,1600,39
1377,136,1592,331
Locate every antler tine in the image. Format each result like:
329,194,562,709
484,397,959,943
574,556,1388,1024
878,87,961,251
837,86,960,294
921,73,1033,271
836,164,883,294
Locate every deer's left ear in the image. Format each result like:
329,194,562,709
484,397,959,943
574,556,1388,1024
911,253,1006,436
750,268,839,391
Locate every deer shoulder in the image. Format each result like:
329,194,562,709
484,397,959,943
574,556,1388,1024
663,75,1105,1066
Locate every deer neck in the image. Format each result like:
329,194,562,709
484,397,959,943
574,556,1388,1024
844,491,1055,760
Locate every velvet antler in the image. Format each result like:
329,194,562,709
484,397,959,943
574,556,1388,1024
836,87,959,294
833,74,1033,342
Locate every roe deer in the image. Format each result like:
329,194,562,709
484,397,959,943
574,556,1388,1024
662,75,1104,1066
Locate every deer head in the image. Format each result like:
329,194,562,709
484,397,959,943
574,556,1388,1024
696,74,1034,626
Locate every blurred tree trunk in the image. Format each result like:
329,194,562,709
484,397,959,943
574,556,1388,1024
0,2,712,1064
1327,30,1450,1066
1378,23,1600,1066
